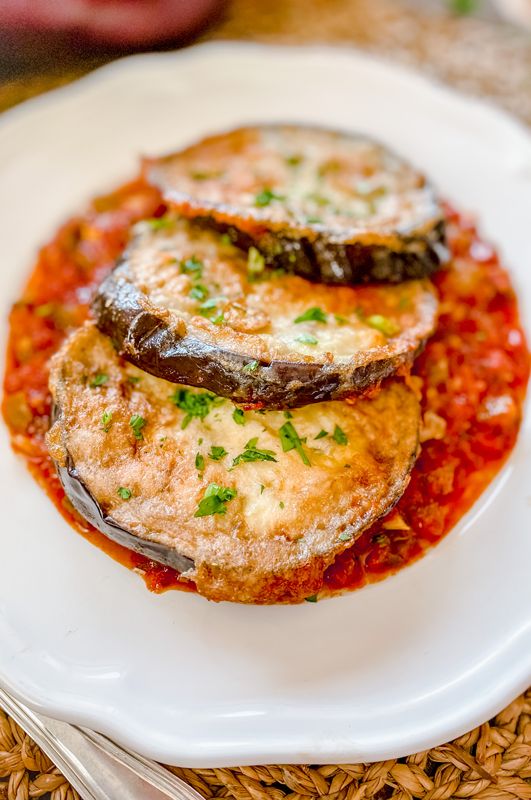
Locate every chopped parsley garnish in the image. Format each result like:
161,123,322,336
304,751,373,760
242,360,259,373
170,389,224,429
232,438,277,466
305,594,318,603
146,217,172,231
279,501,285,509
306,192,329,206
189,284,209,301
286,154,303,167
101,410,113,433
90,373,109,388
333,425,348,445
306,216,323,224
366,314,400,337
259,484,265,495
294,307,327,325
338,531,353,542
314,429,328,440
247,247,265,281
129,414,146,440
209,445,228,462
279,421,311,466
296,333,318,346
117,487,132,500
448,0,477,13
334,314,348,326
194,483,237,517
254,187,285,207
195,453,204,473
200,297,218,311
284,410,293,419
127,375,141,385
232,408,246,425
180,255,204,276
190,170,223,181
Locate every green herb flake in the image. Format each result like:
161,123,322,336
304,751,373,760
296,333,318,346
129,414,146,440
366,314,400,337
259,484,265,495
189,284,209,301
220,233,232,245
127,375,141,385
284,410,293,419
294,307,327,325
305,594,318,603
286,154,303,167
279,422,311,466
279,501,285,509
333,425,348,445
195,453,205,473
233,438,277,466
314,429,328,440
334,314,348,326
232,408,246,425
247,246,266,281
117,487,132,500
180,255,204,276
254,187,285,207
146,216,173,231
101,410,113,433
242,360,259,373
209,445,228,462
448,0,477,14
306,192,330,206
306,216,323,224
90,373,109,388
170,389,223,428
339,531,353,542
194,483,237,517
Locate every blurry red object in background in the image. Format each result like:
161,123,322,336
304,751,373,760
0,0,224,47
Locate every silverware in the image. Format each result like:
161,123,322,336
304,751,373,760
0,684,204,800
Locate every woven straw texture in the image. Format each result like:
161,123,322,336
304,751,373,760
1,0,530,797
0,689,530,800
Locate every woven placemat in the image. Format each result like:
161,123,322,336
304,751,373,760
1,1,530,798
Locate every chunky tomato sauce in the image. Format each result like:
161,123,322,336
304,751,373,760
2,182,529,598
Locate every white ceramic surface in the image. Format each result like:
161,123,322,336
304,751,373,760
0,43,530,768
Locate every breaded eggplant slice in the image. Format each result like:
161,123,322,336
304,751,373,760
47,323,421,604
93,216,437,409
145,125,448,285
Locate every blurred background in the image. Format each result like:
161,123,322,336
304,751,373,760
0,0,530,123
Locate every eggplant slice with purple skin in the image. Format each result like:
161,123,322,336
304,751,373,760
46,323,421,604
145,124,448,286
93,216,438,409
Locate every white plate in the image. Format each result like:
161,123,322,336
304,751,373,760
1,43,530,768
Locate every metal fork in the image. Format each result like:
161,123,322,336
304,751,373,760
0,683,204,800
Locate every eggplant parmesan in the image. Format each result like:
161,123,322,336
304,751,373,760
46,323,421,603
145,125,448,285
93,216,438,408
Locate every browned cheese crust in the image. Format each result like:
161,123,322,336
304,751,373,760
47,323,421,604
93,216,438,408
145,125,448,285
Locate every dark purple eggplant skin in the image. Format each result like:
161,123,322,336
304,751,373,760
57,456,194,574
198,217,448,286
92,273,431,409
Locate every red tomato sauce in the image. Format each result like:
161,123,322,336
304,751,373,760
2,183,529,598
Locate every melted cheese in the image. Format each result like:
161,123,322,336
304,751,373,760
147,125,440,238
124,217,436,363
48,324,421,602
